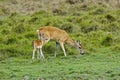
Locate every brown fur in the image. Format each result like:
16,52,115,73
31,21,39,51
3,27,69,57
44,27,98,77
32,40,45,59
38,26,75,46
37,26,84,56
32,40,42,49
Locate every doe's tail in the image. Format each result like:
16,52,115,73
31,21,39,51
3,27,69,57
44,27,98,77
36,30,40,39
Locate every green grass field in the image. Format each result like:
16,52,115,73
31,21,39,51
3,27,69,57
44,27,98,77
0,50,120,80
0,0,120,80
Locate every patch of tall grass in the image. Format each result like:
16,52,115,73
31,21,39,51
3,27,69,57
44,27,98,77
0,1,120,60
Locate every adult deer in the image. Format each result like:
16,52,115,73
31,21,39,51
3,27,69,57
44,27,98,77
37,26,84,57
32,40,46,60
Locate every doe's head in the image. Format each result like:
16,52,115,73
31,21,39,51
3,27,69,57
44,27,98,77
75,40,84,55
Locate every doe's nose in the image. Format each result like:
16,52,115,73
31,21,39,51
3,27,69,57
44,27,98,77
80,51,84,55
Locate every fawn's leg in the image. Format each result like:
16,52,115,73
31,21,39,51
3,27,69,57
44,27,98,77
32,48,36,60
40,48,44,58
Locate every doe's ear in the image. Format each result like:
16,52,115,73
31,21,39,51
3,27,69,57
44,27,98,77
75,40,82,43
75,40,80,43
75,40,77,43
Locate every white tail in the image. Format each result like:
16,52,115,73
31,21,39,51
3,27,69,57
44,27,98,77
36,30,40,40
37,26,84,57
32,40,45,60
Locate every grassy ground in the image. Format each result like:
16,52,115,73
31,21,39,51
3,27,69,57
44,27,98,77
0,50,120,80
0,0,120,80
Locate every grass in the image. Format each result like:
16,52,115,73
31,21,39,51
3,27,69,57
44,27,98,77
0,0,120,80
0,51,120,80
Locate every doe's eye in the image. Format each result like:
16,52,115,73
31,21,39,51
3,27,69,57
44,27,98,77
79,46,82,49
